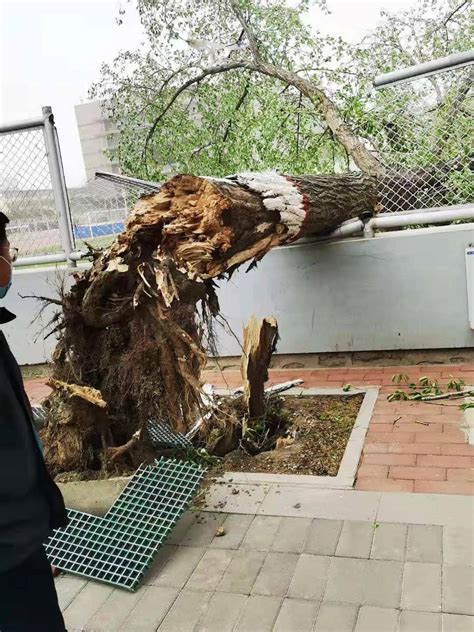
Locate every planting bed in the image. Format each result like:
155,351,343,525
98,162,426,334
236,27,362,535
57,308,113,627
217,393,364,476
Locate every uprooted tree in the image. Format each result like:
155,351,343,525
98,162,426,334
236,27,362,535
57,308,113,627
41,171,377,475
40,0,471,475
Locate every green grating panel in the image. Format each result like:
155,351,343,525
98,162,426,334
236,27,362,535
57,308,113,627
31,405,48,429
44,458,206,591
146,419,193,449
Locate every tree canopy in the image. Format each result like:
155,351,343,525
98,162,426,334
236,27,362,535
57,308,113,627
91,0,472,181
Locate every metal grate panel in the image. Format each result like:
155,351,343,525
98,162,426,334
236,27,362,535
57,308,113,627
31,405,48,429
146,419,193,449
45,458,205,590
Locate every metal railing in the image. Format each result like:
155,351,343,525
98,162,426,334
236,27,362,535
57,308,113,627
0,107,76,266
367,52,473,215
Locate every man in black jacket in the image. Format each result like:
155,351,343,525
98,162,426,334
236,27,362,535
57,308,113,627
0,212,68,631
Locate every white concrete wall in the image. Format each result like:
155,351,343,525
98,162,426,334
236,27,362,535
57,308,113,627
214,224,474,355
74,100,119,181
1,267,70,365
3,224,474,365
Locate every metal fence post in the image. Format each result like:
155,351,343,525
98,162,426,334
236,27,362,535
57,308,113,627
42,106,76,266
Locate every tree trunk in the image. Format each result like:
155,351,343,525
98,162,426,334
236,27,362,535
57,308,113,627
132,171,378,279
41,170,378,476
241,315,279,422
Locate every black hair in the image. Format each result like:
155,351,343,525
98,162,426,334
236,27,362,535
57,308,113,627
0,212,9,244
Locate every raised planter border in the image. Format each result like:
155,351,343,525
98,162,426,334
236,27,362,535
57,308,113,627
216,386,379,490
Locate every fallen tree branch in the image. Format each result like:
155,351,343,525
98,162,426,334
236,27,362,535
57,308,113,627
127,171,377,280
143,62,251,163
420,388,474,401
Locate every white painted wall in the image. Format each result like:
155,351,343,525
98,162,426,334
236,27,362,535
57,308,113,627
2,224,474,365
213,223,474,355
1,267,70,365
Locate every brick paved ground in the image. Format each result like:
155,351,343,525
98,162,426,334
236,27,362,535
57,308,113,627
25,364,474,495
55,513,474,632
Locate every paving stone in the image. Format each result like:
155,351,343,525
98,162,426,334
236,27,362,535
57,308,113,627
234,595,282,632
144,545,177,585
152,546,205,588
258,487,379,521
251,552,299,597
271,517,312,553
406,525,443,563
442,613,474,632
118,586,177,632
363,559,403,608
158,589,212,632
217,550,265,594
55,576,87,611
443,527,474,566
443,565,474,615
241,515,282,551
180,512,226,546
324,557,367,605
313,603,358,632
87,586,146,631
336,521,374,558
195,592,247,632
186,548,234,591
288,554,331,601
209,514,254,549
273,598,319,632
167,512,196,545
63,582,114,631
401,562,441,612
356,477,414,492
304,519,343,556
370,523,407,561
399,610,441,632
414,481,474,494
377,490,472,527
354,606,398,632
204,482,268,514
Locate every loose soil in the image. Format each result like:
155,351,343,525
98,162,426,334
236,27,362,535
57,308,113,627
217,393,364,477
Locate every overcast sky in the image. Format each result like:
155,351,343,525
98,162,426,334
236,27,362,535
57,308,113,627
0,0,416,187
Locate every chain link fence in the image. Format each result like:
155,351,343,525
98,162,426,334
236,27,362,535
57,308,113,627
364,64,473,214
68,173,160,251
0,126,61,256
0,108,75,263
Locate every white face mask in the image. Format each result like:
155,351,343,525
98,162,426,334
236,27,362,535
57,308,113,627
0,255,12,298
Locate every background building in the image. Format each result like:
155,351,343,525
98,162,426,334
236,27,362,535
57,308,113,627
75,101,120,181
